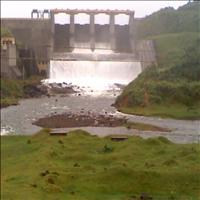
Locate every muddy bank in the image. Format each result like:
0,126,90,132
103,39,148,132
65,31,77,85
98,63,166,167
33,112,127,128
33,111,170,132
0,84,47,109
0,101,18,109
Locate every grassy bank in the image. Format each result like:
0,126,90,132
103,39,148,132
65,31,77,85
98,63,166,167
115,2,200,119
1,79,23,108
118,103,200,120
0,76,44,108
115,32,200,119
1,129,200,200
122,121,170,132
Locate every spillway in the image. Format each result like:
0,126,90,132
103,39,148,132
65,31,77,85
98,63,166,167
45,60,142,93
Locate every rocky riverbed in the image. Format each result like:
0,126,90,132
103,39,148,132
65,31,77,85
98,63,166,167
33,112,127,128
33,111,170,133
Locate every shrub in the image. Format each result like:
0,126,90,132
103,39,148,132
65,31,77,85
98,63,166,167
1,28,13,37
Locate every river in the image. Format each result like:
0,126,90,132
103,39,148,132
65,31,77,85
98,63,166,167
1,94,199,144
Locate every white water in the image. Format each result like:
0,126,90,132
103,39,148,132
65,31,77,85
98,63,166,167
44,59,142,94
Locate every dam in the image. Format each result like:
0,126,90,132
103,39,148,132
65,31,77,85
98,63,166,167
44,9,142,91
1,9,157,87
49,9,135,52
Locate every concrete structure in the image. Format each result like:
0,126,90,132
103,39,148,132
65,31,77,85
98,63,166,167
1,9,157,77
37,61,49,75
137,40,157,70
69,14,75,49
50,9,135,52
1,17,53,74
31,9,50,19
1,36,15,45
1,37,21,78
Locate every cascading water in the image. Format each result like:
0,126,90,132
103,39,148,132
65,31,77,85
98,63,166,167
44,59,142,95
43,47,142,95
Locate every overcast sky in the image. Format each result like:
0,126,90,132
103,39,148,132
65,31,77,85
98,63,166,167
1,1,188,25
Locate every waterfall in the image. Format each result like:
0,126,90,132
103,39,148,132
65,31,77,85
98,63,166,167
45,60,142,93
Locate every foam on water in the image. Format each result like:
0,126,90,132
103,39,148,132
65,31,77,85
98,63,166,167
43,58,142,95
1,126,15,135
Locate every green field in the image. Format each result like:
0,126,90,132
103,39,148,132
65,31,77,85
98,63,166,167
1,129,200,200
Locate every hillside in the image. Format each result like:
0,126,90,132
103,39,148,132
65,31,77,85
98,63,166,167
115,2,200,119
135,1,200,39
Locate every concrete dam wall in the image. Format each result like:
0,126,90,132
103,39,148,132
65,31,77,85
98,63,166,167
54,24,132,52
1,9,157,79
1,18,53,61
1,18,133,58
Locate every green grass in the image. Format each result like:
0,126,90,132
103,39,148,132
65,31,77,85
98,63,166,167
1,129,200,200
119,103,200,120
1,79,23,108
151,32,200,68
0,98,19,108
123,121,170,132
0,76,43,108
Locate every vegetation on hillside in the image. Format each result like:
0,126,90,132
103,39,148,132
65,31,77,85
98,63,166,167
135,2,200,39
116,2,200,119
1,129,200,200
